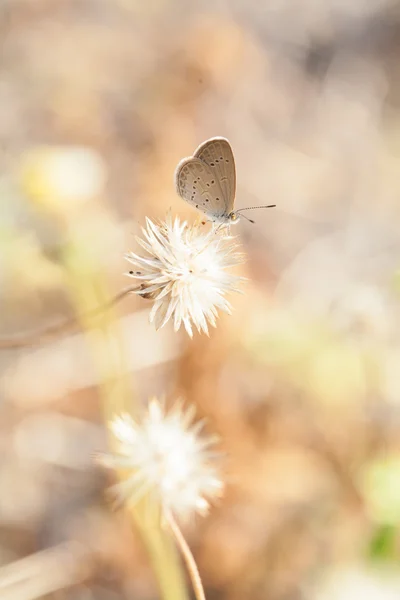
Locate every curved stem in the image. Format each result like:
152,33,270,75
0,286,138,350
165,510,206,600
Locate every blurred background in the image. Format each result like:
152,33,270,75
2,0,400,599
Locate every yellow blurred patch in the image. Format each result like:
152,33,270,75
19,146,106,214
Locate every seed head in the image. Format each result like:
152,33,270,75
126,216,244,337
98,399,224,520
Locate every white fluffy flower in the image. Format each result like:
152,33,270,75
126,216,244,337
98,399,224,520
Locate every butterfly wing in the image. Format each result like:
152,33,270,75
175,157,227,219
193,137,236,214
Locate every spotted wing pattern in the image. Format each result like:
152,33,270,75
193,137,236,214
174,156,228,220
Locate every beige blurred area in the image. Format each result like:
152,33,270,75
2,1,400,599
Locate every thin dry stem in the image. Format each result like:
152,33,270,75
0,285,138,350
165,509,206,600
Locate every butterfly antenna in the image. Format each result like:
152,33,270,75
240,214,255,224
236,204,276,213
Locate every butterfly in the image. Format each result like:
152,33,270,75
174,137,275,226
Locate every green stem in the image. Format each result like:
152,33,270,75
62,237,188,600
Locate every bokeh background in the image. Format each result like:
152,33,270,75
2,1,400,599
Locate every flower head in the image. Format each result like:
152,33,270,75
98,399,224,520
126,216,244,337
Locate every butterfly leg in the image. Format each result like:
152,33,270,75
214,223,231,236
